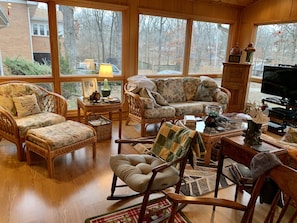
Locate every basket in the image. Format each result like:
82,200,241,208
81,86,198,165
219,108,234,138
88,114,112,141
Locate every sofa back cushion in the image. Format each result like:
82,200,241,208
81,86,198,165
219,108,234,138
183,77,201,101
0,82,47,116
194,76,218,102
155,78,186,103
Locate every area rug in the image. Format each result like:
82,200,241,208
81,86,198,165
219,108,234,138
181,166,233,196
85,198,190,223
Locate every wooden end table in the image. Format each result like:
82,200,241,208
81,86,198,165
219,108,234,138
77,97,123,138
178,120,244,165
214,135,288,200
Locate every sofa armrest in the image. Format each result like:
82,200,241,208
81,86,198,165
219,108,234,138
0,106,19,140
124,83,145,118
219,86,231,102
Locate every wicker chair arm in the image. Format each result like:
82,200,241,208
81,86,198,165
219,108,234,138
219,86,231,102
124,83,145,118
41,92,67,117
0,106,19,138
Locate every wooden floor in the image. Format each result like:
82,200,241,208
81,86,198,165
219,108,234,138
0,121,292,223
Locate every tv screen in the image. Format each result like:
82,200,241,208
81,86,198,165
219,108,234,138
261,65,297,104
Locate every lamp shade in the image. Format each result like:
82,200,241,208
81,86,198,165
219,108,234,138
99,64,113,78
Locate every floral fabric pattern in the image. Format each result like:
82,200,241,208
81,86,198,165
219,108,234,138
0,83,46,115
183,77,201,101
155,78,186,103
144,106,175,119
16,112,66,138
26,120,95,151
168,102,204,116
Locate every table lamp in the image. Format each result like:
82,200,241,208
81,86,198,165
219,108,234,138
99,63,113,97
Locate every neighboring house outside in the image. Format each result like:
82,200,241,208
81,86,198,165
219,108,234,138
0,0,63,75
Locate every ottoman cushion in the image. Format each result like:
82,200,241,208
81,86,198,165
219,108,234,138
26,120,95,150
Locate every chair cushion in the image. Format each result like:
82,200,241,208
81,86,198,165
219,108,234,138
15,112,66,138
143,106,175,119
169,102,204,116
110,154,180,193
26,120,95,150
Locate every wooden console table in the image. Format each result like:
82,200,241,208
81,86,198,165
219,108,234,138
214,135,288,200
77,97,123,138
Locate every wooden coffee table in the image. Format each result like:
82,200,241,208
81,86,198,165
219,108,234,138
179,119,245,165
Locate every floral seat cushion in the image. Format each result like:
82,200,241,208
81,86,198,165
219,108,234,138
144,106,175,119
16,112,66,138
26,120,95,151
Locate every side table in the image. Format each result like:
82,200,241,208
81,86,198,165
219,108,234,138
77,97,123,138
178,120,244,165
214,136,288,201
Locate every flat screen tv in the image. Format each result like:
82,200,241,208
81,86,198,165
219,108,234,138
261,65,297,105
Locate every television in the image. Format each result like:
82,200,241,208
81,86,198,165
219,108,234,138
261,65,297,105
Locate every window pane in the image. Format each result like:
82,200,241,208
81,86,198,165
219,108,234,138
189,22,229,74
252,23,297,77
0,2,51,76
57,5,122,76
138,15,186,75
61,82,83,110
61,81,122,110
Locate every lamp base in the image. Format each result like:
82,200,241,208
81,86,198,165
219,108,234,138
101,90,111,97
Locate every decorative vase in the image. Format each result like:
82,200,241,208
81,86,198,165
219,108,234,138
204,104,223,128
244,120,262,145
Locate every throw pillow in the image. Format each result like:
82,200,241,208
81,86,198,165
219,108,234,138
13,94,41,118
151,91,169,106
200,76,218,88
0,95,16,116
194,85,215,102
140,97,155,109
139,88,161,108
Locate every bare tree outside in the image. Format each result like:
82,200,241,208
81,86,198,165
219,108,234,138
253,23,297,77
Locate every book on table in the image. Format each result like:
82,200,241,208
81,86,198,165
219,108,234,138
229,162,253,185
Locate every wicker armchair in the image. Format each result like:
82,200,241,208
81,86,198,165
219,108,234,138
0,81,67,161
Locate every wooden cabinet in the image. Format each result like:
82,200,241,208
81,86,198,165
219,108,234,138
222,62,251,112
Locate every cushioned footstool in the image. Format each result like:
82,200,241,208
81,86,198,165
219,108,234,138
25,120,97,177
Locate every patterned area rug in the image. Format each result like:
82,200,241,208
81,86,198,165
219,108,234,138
85,198,190,223
181,166,233,196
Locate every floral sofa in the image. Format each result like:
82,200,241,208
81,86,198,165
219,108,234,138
125,75,231,136
0,81,67,161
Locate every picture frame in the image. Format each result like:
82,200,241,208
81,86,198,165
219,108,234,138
228,55,241,63
82,78,98,98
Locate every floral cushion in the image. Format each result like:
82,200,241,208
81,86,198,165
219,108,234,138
0,95,16,115
15,112,66,138
194,77,218,102
13,94,41,117
155,78,186,103
144,106,175,119
0,83,47,115
140,97,155,109
26,120,94,151
183,77,201,101
169,102,204,116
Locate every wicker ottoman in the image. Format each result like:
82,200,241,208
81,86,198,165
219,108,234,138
25,120,97,177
